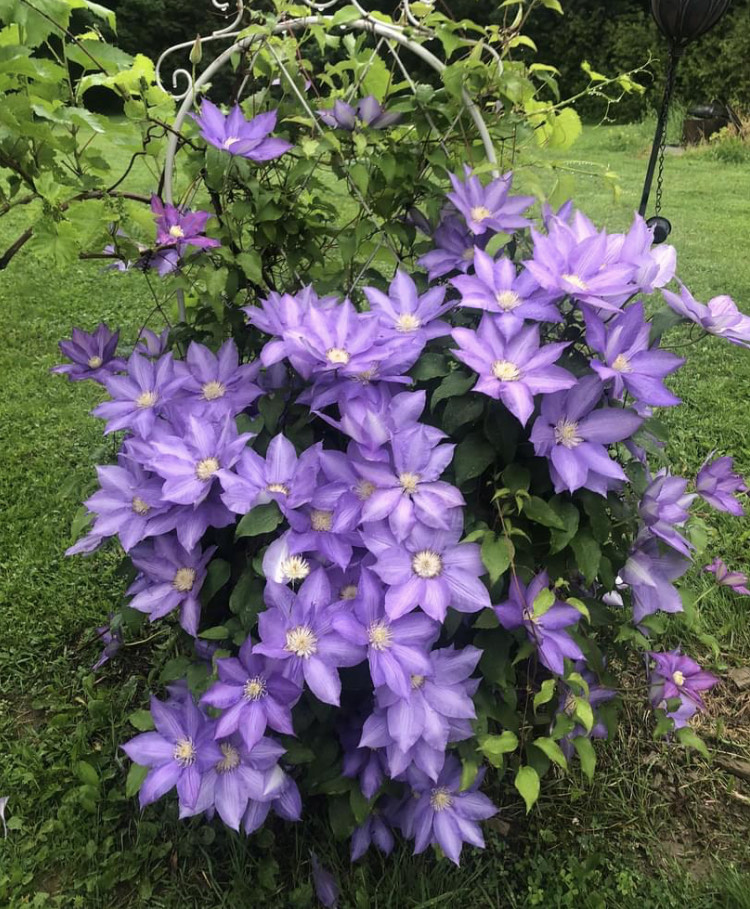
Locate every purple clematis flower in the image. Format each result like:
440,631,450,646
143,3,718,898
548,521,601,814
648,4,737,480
704,557,750,595
401,757,496,865
530,376,643,495
603,213,676,304
121,695,222,810
318,95,400,130
649,649,719,711
638,470,696,557
175,340,261,419
52,324,125,383
451,250,561,338
332,567,438,698
663,285,750,348
494,571,583,675
136,328,169,358
127,534,215,636
92,352,185,438
447,166,534,236
200,637,301,749
243,771,302,834
93,616,123,670
366,520,490,622
696,454,747,516
351,814,395,861
191,100,292,161
286,481,361,569
417,213,489,281
363,270,452,346
452,318,576,427
586,302,684,406
340,718,388,799
554,664,616,760
310,852,339,908
620,538,690,623
255,569,365,705
150,196,220,256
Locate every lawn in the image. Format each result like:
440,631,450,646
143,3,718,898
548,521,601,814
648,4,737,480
1,122,749,907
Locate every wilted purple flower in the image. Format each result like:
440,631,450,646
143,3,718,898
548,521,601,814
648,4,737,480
351,814,395,861
451,250,561,338
452,318,575,427
663,285,750,348
530,376,642,495
332,567,438,698
121,695,222,810
366,521,490,622
340,717,388,798
649,649,719,711
447,166,534,236
621,538,690,623
363,270,452,346
639,471,696,557
93,616,123,670
176,340,261,419
310,852,339,908
92,353,185,438
704,557,750,595
318,95,400,130
586,302,684,406
417,213,489,281
200,637,301,749
494,572,583,675
151,196,220,256
127,535,215,636
191,100,292,161
255,570,365,705
696,454,747,516
52,324,126,383
401,757,496,865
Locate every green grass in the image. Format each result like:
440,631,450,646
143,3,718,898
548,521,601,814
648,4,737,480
2,122,750,907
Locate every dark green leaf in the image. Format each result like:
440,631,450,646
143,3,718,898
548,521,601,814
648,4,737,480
236,502,283,539
522,496,567,530
200,558,230,605
481,533,512,585
454,433,495,486
125,763,149,798
431,370,475,409
128,709,155,732
570,530,601,585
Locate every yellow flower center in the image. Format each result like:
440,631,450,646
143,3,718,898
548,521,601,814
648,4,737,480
462,247,475,261
554,419,583,449
202,380,226,400
168,225,185,239
173,567,196,592
87,355,103,369
135,390,158,408
223,136,240,149
196,457,220,481
470,205,493,223
326,347,350,366
411,674,425,689
430,787,453,812
367,621,393,652
267,482,290,495
562,273,589,292
132,496,150,515
217,742,241,774
243,676,267,701
495,290,521,312
492,359,521,382
340,584,358,600
399,472,420,494
412,550,442,579
672,670,685,687
310,509,333,532
611,354,632,373
395,313,421,332
285,625,318,658
281,556,310,581
355,479,376,500
173,737,196,767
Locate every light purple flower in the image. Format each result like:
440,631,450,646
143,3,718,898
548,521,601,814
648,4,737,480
121,696,222,810
621,538,690,623
586,302,684,406
452,318,576,427
704,557,750,595
639,471,696,557
310,852,339,908
417,213,487,281
200,637,301,749
151,196,220,255
530,376,642,495
696,454,747,516
136,328,169,358
127,534,215,636
242,771,302,834
340,717,388,799
663,285,750,348
447,165,534,236
363,270,452,346
52,324,126,383
93,616,123,670
191,100,292,161
175,340,261,419
494,571,583,675
649,649,719,711
318,95,400,130
286,481,361,569
351,814,395,861
605,214,676,302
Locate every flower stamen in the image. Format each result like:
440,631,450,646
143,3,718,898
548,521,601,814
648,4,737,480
492,359,521,382
173,737,196,767
554,419,583,449
196,457,220,481
367,621,393,652
135,390,158,408
412,550,443,579
285,625,318,658
243,677,268,701
173,567,196,592
310,509,333,532
201,380,226,400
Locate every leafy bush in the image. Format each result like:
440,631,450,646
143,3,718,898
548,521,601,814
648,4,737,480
3,0,749,883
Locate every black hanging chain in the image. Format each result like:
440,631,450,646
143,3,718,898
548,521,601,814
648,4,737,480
654,47,679,216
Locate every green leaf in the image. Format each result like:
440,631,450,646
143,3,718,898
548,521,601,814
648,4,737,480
676,727,710,760
235,502,282,539
566,597,590,622
460,754,480,791
522,496,567,530
328,795,354,839
125,763,148,798
431,370,475,409
501,464,530,494
532,587,555,617
531,736,568,770
411,353,450,380
572,697,594,733
199,625,230,641
349,786,369,825
128,709,155,732
540,0,564,11
478,731,518,767
237,250,264,284
454,433,495,487
548,500,580,553
570,530,601,585
481,533,512,585
533,678,557,712
201,558,230,605
514,765,540,813
75,761,99,787
572,736,596,780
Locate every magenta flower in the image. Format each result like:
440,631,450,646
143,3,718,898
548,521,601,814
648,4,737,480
494,571,583,675
200,637,301,749
121,695,222,810
696,454,747,516
639,471,696,557
453,318,576,427
52,324,125,383
530,376,642,495
649,649,719,710
620,538,690,623
663,285,750,348
150,196,220,256
704,558,750,595
417,214,487,281
191,100,292,161
363,270,452,346
586,302,684,406
176,340,261,419
255,570,365,705
447,165,534,236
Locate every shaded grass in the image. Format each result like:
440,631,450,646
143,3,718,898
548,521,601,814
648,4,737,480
1,122,750,905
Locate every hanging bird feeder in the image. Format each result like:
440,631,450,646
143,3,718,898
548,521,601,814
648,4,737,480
639,0,732,243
